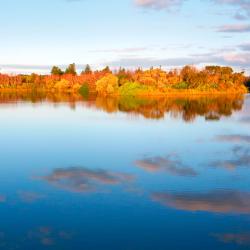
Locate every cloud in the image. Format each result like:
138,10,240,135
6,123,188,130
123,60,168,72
239,43,250,51
134,0,185,10
39,167,134,193
234,13,248,20
89,47,148,53
211,0,250,19
215,232,250,245
240,117,250,123
216,134,250,143
152,190,250,214
107,51,250,71
134,0,250,17
2,50,250,76
135,156,197,176
216,24,250,32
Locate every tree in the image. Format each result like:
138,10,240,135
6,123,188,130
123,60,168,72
96,74,118,95
51,66,64,76
65,63,77,75
102,66,112,74
83,64,92,74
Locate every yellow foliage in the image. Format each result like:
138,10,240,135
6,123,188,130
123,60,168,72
54,79,70,90
96,74,119,95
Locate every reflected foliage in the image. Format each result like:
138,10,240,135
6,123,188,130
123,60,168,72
0,91,245,121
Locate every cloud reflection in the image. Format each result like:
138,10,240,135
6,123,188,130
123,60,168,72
215,232,250,245
135,156,197,177
40,167,134,193
0,195,6,202
216,134,250,143
212,146,250,170
152,190,250,214
27,226,73,247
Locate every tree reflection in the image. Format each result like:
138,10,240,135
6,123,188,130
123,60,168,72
0,91,245,122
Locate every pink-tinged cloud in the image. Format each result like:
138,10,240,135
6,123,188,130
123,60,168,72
134,0,184,9
40,167,134,193
211,145,250,171
217,24,250,32
215,232,250,245
212,0,250,18
135,156,197,176
152,190,250,214
216,134,250,143
0,195,6,203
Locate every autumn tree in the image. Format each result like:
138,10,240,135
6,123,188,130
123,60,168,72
83,64,92,74
96,74,118,95
102,66,112,74
51,66,64,76
65,63,77,75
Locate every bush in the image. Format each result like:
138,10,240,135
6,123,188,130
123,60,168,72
54,79,70,90
96,74,118,95
173,82,188,89
79,83,89,98
119,82,146,95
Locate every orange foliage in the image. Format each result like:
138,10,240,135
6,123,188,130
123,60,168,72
0,65,248,94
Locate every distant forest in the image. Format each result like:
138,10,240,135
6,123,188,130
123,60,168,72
0,64,249,95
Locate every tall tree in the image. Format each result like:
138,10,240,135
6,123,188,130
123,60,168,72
85,64,92,74
65,63,77,75
102,66,111,74
51,66,64,76
81,64,92,75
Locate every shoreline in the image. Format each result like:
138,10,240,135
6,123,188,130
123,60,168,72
0,88,248,97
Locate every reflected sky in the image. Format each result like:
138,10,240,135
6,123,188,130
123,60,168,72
0,93,249,249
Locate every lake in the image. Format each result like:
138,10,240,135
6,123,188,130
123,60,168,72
0,92,249,250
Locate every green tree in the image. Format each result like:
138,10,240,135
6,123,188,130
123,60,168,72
65,63,77,75
51,66,64,76
83,64,92,74
102,66,112,74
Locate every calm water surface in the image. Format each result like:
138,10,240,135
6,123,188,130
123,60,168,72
0,92,249,249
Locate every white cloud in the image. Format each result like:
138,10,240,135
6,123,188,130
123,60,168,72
134,0,185,9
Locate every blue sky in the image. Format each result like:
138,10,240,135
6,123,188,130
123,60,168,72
0,0,249,74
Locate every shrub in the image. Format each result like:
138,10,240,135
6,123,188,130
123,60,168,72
119,82,149,96
79,83,89,98
96,74,119,95
54,79,70,90
173,82,188,89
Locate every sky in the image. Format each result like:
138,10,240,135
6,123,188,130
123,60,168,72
0,0,249,74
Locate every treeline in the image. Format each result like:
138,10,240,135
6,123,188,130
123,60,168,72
0,64,248,95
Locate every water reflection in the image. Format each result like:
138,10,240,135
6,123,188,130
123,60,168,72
215,232,250,246
212,146,250,171
0,195,6,203
0,93,249,249
135,156,197,177
0,91,245,121
152,190,250,214
216,134,250,143
39,167,134,193
211,133,250,171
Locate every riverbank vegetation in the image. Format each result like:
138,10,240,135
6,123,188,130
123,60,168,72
0,91,244,121
0,64,248,95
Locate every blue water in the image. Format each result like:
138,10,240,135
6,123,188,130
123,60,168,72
0,93,249,249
